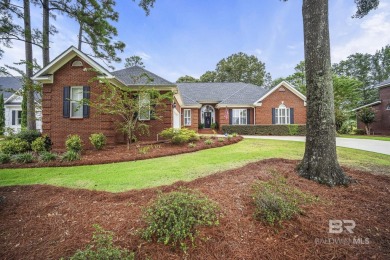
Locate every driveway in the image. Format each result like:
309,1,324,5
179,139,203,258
242,135,390,155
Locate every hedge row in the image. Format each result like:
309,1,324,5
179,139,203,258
221,124,306,136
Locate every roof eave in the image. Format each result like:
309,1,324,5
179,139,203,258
351,101,381,111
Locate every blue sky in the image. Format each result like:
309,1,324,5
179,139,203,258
1,0,390,83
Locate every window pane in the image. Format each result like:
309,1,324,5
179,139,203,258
139,93,150,120
71,87,83,101
71,102,82,118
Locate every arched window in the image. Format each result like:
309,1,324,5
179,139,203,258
71,60,83,67
275,103,290,124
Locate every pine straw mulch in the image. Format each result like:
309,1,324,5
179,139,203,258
0,158,389,259
0,136,242,169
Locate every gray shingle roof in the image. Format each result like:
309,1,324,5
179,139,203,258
0,76,23,99
177,82,267,106
376,79,390,88
112,66,174,86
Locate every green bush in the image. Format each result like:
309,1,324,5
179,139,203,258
222,125,306,136
160,128,199,144
39,151,57,162
204,139,213,145
61,150,81,162
252,176,316,226
43,135,53,151
218,137,225,142
15,130,41,145
12,153,35,164
338,119,357,134
67,225,134,260
31,137,46,153
211,122,219,129
89,133,107,150
142,189,220,251
65,134,83,152
0,153,11,164
0,138,29,154
188,142,196,148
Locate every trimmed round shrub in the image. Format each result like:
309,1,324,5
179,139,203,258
15,130,41,145
0,138,29,154
12,153,35,164
31,137,46,153
65,134,83,152
0,153,11,164
142,189,220,251
160,128,199,144
61,150,81,162
39,151,57,162
89,133,107,150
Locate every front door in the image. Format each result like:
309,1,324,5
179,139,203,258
204,112,211,128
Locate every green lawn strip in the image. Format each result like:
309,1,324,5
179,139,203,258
0,139,389,192
339,134,390,141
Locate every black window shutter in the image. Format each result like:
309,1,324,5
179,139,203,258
229,109,232,125
290,108,294,124
63,86,70,118
12,110,16,125
150,104,157,120
247,109,250,125
83,86,90,118
272,108,276,124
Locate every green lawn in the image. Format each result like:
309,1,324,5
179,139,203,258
0,139,389,192
339,134,390,141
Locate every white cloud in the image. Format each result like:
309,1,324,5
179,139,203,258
135,51,151,61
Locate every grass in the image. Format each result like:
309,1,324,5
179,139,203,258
339,134,390,141
0,139,389,192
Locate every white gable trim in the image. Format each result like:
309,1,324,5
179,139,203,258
253,81,306,105
351,101,381,111
32,46,114,83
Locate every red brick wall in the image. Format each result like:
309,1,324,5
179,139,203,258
255,85,306,124
42,56,172,150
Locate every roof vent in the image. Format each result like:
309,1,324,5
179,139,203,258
72,60,83,67
279,87,286,92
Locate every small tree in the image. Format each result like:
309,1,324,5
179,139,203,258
357,107,376,135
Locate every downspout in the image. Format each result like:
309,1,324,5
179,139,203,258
254,107,256,125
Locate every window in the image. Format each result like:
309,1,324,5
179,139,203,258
139,93,151,120
11,110,22,125
386,104,390,110
70,87,83,118
184,109,191,126
275,104,290,124
232,109,247,125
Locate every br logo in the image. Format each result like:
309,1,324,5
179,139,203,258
329,220,356,234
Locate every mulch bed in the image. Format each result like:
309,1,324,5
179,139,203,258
0,136,242,169
0,158,389,259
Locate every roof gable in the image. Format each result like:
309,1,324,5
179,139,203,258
0,76,23,99
254,81,306,105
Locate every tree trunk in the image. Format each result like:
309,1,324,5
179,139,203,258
78,24,83,50
24,0,36,130
42,0,50,66
298,0,350,186
365,124,370,135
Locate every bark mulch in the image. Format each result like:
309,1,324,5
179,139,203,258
0,136,242,169
0,159,389,259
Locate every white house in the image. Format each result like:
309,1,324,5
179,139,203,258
1,76,42,133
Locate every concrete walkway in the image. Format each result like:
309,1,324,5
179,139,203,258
242,135,390,155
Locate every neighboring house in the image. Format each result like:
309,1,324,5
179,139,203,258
0,76,42,133
353,80,390,135
32,46,307,150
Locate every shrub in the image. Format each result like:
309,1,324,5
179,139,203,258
287,124,299,136
222,125,306,136
68,225,134,260
142,189,220,251
89,133,107,150
354,129,366,135
232,132,238,137
160,128,199,144
338,119,357,134
39,151,57,162
43,135,53,151
218,137,225,142
252,176,316,226
211,122,219,129
0,138,29,154
138,145,151,154
31,137,46,153
12,153,34,164
204,139,213,145
0,153,11,164
188,142,196,148
65,134,83,152
15,130,41,145
61,150,81,162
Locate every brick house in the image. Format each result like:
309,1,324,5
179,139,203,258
33,46,307,149
353,80,390,135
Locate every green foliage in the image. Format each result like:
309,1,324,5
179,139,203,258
12,153,34,164
199,71,217,83
142,190,220,251
252,175,316,226
222,125,306,136
0,153,11,164
67,224,134,260
15,130,41,145
204,139,213,145
218,137,225,142
39,151,57,162
89,133,107,150
176,75,199,83
287,124,299,136
43,135,53,151
211,122,218,129
0,138,29,154
138,145,151,154
188,142,196,148
124,55,144,68
333,76,362,111
21,91,27,128
31,137,46,153
198,123,204,129
338,119,357,134
160,128,199,144
61,150,81,162
231,132,238,137
65,135,83,153
357,107,376,135
0,93,4,135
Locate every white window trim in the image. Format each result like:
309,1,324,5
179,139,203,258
232,109,247,125
139,93,151,121
70,86,83,118
275,104,290,125
184,109,191,126
11,110,22,126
